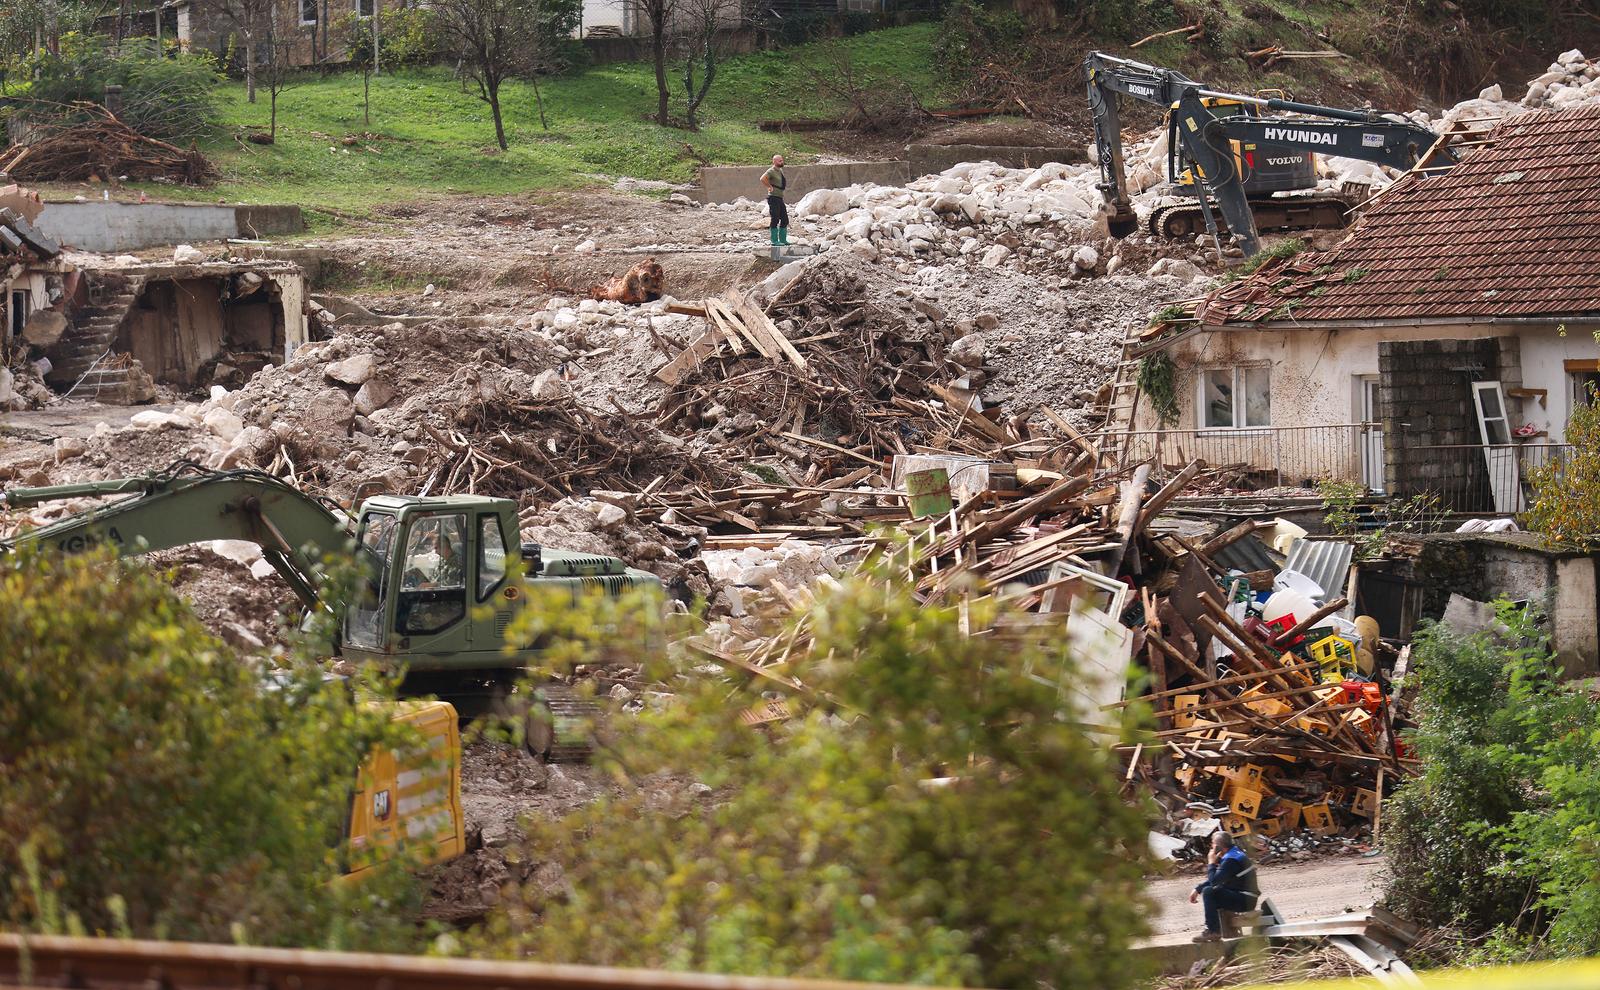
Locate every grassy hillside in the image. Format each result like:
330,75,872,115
185,24,945,220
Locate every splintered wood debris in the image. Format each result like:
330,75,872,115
644,276,1415,850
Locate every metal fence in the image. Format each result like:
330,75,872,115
1109,425,1573,514
1113,424,1378,490
1397,442,1571,515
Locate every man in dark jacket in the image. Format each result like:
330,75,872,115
1189,830,1260,942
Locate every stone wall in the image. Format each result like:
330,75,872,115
1377,532,1600,677
905,144,1086,179
1379,337,1515,511
696,161,911,204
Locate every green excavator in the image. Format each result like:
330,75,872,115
0,460,663,761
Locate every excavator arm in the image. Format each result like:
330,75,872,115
1085,51,1201,237
0,462,353,610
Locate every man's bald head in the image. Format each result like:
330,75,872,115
773,154,785,166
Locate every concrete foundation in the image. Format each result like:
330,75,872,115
906,144,1086,178
697,161,910,205
32,202,304,253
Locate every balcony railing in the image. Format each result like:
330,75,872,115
1105,424,1573,514
1111,423,1380,490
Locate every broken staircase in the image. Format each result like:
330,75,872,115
44,279,155,404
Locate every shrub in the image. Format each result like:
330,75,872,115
0,546,419,948
470,549,1155,987
1526,384,1600,550
1383,602,1600,945
9,34,220,144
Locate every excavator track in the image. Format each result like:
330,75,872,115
525,683,604,763
1147,197,1353,241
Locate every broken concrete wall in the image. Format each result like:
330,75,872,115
116,269,303,388
1378,532,1600,677
697,161,911,205
906,144,1086,179
32,202,303,252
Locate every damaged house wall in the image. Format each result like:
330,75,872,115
118,270,307,388
41,261,308,403
1137,321,1595,494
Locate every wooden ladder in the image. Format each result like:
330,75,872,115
1095,336,1145,474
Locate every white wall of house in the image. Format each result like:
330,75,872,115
581,0,626,32
1130,320,1600,485
3,270,52,343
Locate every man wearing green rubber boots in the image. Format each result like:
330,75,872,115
761,154,788,247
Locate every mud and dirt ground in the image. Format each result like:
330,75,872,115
1145,855,1387,943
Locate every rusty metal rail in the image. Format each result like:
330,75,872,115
0,934,928,990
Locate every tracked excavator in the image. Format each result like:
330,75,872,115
1085,51,1457,256
0,460,662,761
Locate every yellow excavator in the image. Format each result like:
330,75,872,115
344,700,465,880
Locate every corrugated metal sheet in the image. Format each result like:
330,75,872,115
1192,103,1600,325
1212,532,1280,575
1283,538,1355,602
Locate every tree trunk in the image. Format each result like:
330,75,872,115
531,75,549,131
245,36,257,103
363,66,371,125
270,87,278,139
488,82,508,150
652,20,669,126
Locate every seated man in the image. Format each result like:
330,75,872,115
1189,830,1259,942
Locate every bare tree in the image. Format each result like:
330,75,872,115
256,0,300,140
190,0,275,102
433,0,542,150
634,0,678,127
673,0,734,130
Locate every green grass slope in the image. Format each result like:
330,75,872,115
189,23,945,219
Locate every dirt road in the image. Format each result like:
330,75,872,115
1146,855,1386,942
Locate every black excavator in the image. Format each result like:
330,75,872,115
1084,51,1458,256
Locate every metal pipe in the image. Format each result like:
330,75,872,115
0,477,147,508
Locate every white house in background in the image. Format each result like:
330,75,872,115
1124,103,1600,515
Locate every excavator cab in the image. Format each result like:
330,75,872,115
1168,97,1318,197
340,494,662,676
342,495,520,662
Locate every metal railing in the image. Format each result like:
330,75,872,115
1105,424,1573,514
1111,423,1379,489
1394,442,1571,515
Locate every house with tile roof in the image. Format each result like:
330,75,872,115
1124,103,1600,514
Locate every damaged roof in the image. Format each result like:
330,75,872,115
0,207,60,261
1195,103,1600,326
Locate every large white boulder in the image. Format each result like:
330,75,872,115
794,188,850,218
979,244,1012,268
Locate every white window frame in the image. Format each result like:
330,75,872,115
298,0,318,26
355,0,375,18
1196,365,1271,432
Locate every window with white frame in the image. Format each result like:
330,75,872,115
299,0,318,25
355,0,374,17
1199,366,1270,429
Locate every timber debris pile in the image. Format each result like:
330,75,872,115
0,104,216,185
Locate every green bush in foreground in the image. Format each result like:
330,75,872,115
0,546,417,948
473,548,1154,987
1383,602,1600,955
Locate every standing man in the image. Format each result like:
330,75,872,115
1188,830,1260,942
761,154,789,247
